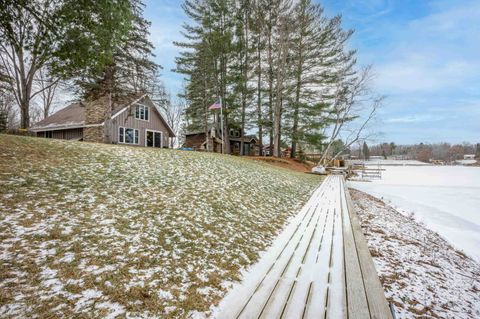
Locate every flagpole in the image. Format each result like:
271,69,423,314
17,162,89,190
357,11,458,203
220,96,224,154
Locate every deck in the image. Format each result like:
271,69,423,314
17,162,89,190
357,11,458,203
216,175,392,319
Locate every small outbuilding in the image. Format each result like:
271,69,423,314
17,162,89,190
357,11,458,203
184,126,259,155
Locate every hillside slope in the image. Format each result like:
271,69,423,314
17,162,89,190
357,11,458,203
0,135,320,318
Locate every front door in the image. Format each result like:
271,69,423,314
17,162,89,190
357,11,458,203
146,130,162,148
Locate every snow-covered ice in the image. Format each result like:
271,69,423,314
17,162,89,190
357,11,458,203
350,189,480,319
349,166,480,261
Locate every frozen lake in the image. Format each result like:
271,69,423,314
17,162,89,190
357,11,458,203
348,166,480,261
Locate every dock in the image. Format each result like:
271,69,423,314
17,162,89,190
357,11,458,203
216,175,392,319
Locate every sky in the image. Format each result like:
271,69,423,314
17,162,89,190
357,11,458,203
144,0,480,145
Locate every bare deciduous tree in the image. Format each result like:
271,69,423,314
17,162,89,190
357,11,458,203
161,94,184,148
35,68,60,119
319,66,383,163
0,89,18,130
0,1,60,128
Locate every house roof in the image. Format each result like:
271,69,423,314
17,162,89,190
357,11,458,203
185,130,204,136
30,94,175,137
31,102,87,130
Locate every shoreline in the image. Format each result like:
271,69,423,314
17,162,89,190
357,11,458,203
349,188,480,319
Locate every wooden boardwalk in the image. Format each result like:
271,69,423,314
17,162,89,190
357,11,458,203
216,175,392,319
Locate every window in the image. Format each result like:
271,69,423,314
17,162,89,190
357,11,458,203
45,131,53,138
229,128,240,138
119,127,139,144
135,104,149,121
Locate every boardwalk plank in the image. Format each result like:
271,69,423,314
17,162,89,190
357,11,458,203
216,176,391,319
345,186,393,319
327,176,347,318
236,183,327,318
341,180,371,319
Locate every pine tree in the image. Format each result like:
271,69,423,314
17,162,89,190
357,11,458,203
115,0,159,94
52,0,133,98
226,0,260,155
288,0,332,158
251,0,267,154
175,0,237,153
175,0,361,157
293,8,357,157
363,141,370,160
272,13,292,157
52,0,158,100
175,0,217,139
263,0,290,155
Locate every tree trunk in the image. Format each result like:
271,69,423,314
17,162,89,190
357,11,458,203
20,100,30,129
240,8,249,156
102,64,115,143
291,36,304,159
273,19,289,158
256,38,263,156
267,24,274,156
203,68,210,152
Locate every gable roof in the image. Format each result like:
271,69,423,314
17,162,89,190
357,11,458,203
139,95,176,137
30,94,175,137
31,102,87,131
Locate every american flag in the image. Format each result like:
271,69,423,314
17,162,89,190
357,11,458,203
209,99,222,110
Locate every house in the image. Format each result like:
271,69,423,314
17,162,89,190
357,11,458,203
183,126,260,155
30,94,175,148
455,154,477,166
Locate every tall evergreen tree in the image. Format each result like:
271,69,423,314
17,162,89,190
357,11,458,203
251,0,267,154
53,0,158,99
52,0,133,98
175,0,363,157
363,141,370,160
115,0,159,94
175,0,237,152
288,1,357,157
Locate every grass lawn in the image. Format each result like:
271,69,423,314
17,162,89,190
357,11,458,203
0,134,321,318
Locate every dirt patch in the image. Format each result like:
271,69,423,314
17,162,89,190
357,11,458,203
245,156,315,173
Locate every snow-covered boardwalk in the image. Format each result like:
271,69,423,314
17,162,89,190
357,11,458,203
216,175,392,319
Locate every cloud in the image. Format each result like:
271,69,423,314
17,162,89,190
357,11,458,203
373,1,480,95
385,114,444,124
376,59,479,93
144,0,480,143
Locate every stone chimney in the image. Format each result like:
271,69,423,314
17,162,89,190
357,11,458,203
83,95,109,143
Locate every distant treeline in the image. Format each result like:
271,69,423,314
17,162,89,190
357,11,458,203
356,142,480,162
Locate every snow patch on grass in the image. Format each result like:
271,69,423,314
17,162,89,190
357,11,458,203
0,135,320,318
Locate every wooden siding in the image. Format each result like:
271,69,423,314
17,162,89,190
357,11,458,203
184,133,206,149
109,97,171,148
36,128,83,140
